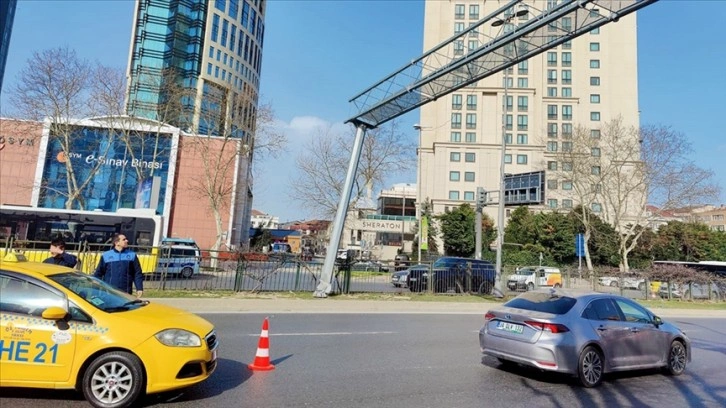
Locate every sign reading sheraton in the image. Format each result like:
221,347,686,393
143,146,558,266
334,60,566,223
362,220,401,230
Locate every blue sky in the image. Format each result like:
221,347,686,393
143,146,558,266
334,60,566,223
2,0,724,222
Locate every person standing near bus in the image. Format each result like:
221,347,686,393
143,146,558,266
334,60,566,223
93,233,144,298
44,238,78,268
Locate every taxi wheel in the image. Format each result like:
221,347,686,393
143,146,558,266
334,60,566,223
82,351,145,408
180,267,194,279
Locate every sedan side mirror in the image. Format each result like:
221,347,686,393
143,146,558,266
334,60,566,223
652,315,663,327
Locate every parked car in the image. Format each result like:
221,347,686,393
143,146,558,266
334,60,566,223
507,266,562,291
394,253,410,271
408,257,495,294
0,252,218,408
598,272,647,291
658,281,722,300
351,260,389,273
479,289,690,387
391,264,425,288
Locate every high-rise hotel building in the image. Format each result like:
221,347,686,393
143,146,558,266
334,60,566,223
125,0,266,247
418,0,640,223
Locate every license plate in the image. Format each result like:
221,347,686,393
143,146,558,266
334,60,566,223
496,321,524,334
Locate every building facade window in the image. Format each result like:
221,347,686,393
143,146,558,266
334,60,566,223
562,105,572,120
466,113,477,129
548,161,558,170
517,115,528,131
517,134,528,144
547,105,558,120
591,147,601,157
547,87,557,97
450,171,460,182
590,94,600,104
548,123,558,138
464,191,475,201
562,87,572,97
517,154,528,164
547,179,558,189
517,96,528,112
591,112,601,121
591,129,601,138
562,199,573,208
590,42,600,51
561,69,572,85
466,95,477,110
465,132,476,143
455,4,465,19
592,203,602,212
590,76,600,86
518,60,528,75
547,51,557,66
590,59,600,69
452,94,462,110
451,113,462,129
464,172,475,182
469,4,479,19
450,132,461,142
450,152,461,162
504,154,512,164
449,191,460,200
562,123,573,138
547,141,558,152
465,152,476,162
591,166,601,175
562,141,573,152
505,133,513,145
517,77,528,88
548,199,558,208
562,180,573,190
547,69,557,84
562,52,572,67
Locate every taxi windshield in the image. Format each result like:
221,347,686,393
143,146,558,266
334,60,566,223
49,272,145,313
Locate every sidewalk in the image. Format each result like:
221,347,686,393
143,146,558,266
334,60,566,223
150,297,726,318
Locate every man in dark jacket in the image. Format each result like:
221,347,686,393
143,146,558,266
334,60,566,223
44,238,78,268
93,233,144,298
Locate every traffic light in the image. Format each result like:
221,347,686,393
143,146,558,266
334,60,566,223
476,187,487,209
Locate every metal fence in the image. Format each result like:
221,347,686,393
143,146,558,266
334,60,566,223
3,238,724,302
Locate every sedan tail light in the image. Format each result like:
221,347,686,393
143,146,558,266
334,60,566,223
525,320,569,333
484,312,496,321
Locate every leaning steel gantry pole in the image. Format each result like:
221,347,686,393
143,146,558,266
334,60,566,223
314,0,659,297
314,123,368,297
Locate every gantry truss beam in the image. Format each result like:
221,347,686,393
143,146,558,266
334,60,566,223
347,0,659,128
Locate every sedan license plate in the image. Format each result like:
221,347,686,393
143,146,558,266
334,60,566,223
496,321,524,334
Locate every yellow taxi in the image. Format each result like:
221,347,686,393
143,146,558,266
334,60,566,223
0,252,218,408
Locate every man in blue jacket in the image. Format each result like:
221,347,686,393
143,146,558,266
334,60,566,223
93,233,144,298
44,238,78,268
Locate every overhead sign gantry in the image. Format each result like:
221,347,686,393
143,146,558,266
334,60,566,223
314,0,659,298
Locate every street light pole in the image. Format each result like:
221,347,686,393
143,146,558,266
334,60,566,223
492,5,528,298
413,124,423,263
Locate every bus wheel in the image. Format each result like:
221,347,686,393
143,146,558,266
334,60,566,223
180,267,194,279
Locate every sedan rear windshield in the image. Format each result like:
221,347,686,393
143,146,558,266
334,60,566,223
504,292,577,315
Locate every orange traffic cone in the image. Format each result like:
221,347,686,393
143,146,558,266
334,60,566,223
248,317,275,371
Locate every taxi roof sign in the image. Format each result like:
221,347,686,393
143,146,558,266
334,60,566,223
3,251,28,262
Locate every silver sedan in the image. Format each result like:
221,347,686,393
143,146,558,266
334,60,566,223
479,289,691,387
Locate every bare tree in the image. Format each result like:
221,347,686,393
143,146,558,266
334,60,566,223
181,87,284,253
550,117,721,272
290,121,415,218
8,47,120,209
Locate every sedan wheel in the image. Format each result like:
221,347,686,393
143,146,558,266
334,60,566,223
665,340,687,376
578,346,604,388
82,351,145,408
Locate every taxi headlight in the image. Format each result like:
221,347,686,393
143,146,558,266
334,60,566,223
155,329,201,347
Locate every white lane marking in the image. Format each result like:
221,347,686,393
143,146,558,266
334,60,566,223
247,331,396,336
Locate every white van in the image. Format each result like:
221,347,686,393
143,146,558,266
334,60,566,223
156,244,201,279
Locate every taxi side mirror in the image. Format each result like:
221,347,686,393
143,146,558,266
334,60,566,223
42,306,69,321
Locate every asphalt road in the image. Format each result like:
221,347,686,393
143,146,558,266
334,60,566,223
2,314,725,408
